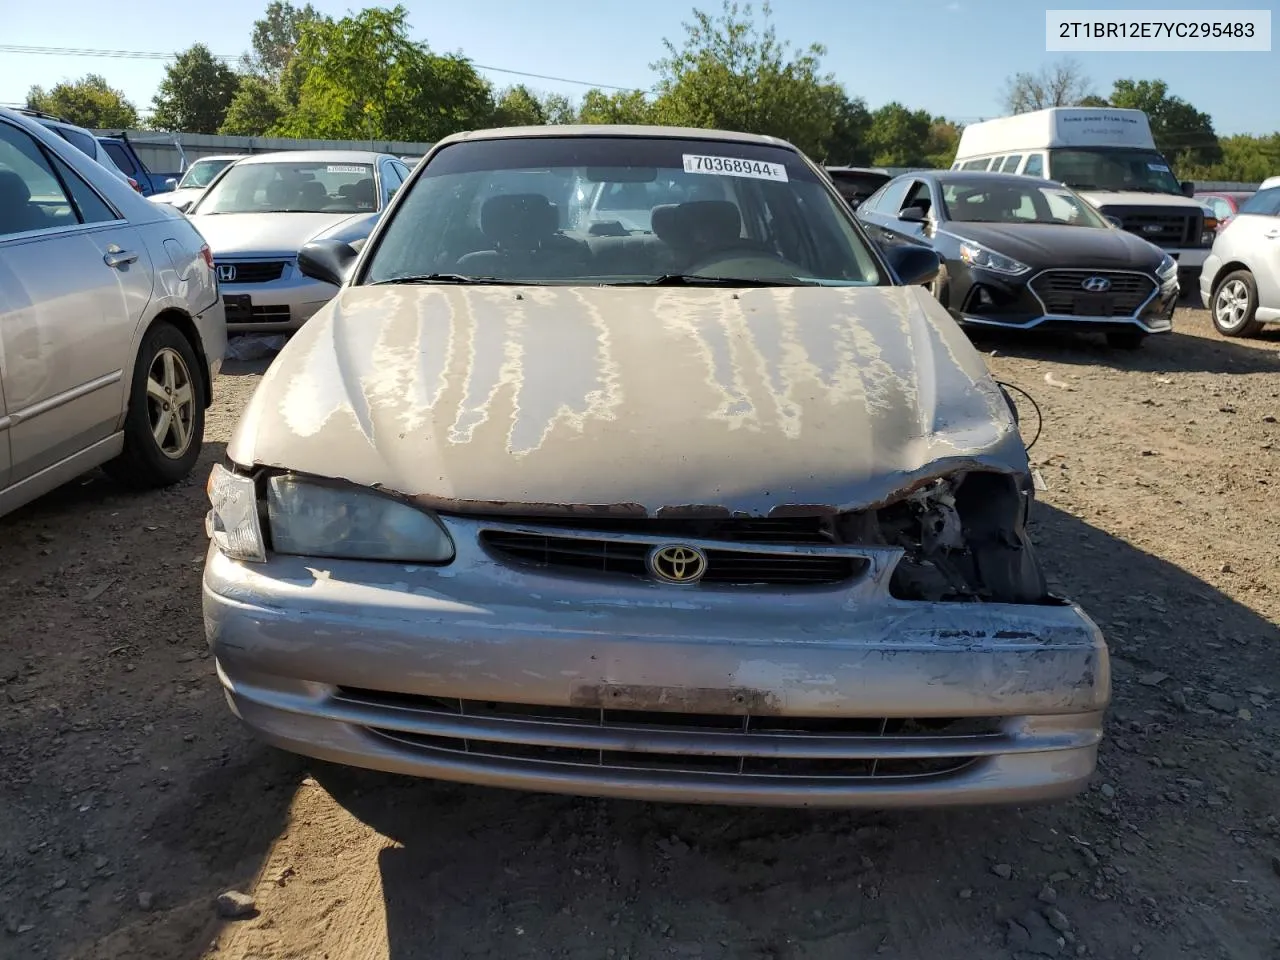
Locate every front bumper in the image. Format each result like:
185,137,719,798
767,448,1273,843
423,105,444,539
216,259,337,333
203,520,1111,808
951,263,1178,335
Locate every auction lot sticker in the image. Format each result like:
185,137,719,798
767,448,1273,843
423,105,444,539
327,165,367,174
683,154,789,182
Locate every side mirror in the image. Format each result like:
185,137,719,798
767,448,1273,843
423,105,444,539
298,238,359,287
899,206,928,223
1104,215,1123,229
1180,180,1195,197
885,244,941,286
164,178,178,191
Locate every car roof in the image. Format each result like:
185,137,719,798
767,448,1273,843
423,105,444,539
433,124,796,150
236,150,393,165
920,170,1057,184
825,166,890,175
190,154,250,162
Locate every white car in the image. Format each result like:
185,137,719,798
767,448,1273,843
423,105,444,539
0,107,226,517
1200,184,1280,337
151,154,247,211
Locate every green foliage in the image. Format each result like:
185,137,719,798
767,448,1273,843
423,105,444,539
577,89,654,125
219,75,287,136
26,74,138,129
648,1,850,157
278,5,495,141
494,85,546,127
150,45,241,134
540,93,577,125
242,1,326,82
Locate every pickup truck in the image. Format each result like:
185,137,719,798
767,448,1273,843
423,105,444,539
96,133,186,196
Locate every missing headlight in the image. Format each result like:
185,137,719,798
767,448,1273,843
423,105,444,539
876,473,1050,605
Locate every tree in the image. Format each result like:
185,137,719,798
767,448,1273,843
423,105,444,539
650,1,844,157
1002,58,1094,113
577,89,653,125
219,75,286,136
865,102,934,167
494,85,546,126
1104,78,1221,167
151,45,241,133
242,0,325,82
816,89,871,165
279,5,495,142
25,74,138,129
923,119,963,168
540,93,577,125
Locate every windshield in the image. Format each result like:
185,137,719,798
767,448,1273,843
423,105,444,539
1048,149,1182,195
940,178,1108,227
179,157,236,189
195,160,377,214
363,137,880,286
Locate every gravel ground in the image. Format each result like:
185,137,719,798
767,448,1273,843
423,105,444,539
2,305,1278,960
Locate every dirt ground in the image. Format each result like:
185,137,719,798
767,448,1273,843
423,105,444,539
2,304,1279,960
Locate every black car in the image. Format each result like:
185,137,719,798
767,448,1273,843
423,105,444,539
824,166,892,211
857,170,1179,349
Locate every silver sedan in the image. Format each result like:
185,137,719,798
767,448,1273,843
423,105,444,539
185,150,412,334
203,125,1108,808
0,107,225,518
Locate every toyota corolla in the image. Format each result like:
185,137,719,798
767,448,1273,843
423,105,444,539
203,125,1109,807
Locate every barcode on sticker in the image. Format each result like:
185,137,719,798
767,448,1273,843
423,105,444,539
327,165,367,174
682,154,788,182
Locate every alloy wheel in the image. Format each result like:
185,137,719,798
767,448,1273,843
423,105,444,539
146,347,196,459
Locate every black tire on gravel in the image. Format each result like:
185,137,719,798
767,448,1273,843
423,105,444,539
104,321,206,488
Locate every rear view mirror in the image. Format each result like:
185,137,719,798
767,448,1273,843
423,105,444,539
585,166,656,183
298,239,359,287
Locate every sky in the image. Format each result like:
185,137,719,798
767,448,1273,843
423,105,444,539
1,0,1275,136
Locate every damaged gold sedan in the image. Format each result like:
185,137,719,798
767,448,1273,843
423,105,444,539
203,125,1109,807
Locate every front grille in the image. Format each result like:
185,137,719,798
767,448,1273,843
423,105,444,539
1030,270,1156,317
223,295,290,325
1102,208,1202,246
336,688,1002,780
479,530,867,586
217,260,288,283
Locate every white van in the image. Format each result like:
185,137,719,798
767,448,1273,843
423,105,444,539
953,108,1215,280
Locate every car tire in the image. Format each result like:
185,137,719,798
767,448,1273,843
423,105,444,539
1105,330,1146,350
1211,270,1263,337
105,321,206,488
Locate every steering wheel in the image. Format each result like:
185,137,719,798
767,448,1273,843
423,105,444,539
681,245,804,276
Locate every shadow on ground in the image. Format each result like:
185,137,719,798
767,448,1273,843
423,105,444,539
303,505,1280,960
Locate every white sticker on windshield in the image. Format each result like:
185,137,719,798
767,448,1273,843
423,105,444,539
682,154,788,182
1147,163,1171,172
327,165,366,174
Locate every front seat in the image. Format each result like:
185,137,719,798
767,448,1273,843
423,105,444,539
0,168,48,233
457,193,590,278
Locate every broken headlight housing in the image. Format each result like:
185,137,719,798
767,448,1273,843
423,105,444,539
266,475,455,563
206,463,266,562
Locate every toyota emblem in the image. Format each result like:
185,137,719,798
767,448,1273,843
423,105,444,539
216,264,237,282
648,544,708,584
1081,275,1111,293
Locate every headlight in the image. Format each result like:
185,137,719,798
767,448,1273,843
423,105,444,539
958,241,1030,276
1157,254,1177,278
206,463,266,562
266,475,455,563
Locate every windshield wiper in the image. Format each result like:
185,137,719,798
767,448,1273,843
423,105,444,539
616,274,812,287
370,273,523,285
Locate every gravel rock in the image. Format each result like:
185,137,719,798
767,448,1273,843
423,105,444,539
1038,884,1058,905
1044,907,1071,933
1206,693,1237,713
992,863,1013,880
136,891,154,911
1100,783,1116,800
216,890,257,919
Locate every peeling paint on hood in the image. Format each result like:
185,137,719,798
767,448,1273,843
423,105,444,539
228,284,1027,516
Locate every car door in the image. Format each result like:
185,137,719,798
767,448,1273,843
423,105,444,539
0,117,153,487
855,177,912,248
1237,188,1280,308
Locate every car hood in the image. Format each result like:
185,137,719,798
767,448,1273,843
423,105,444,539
228,285,1026,517
151,187,202,207
185,211,367,256
1075,190,1205,212
943,222,1165,269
